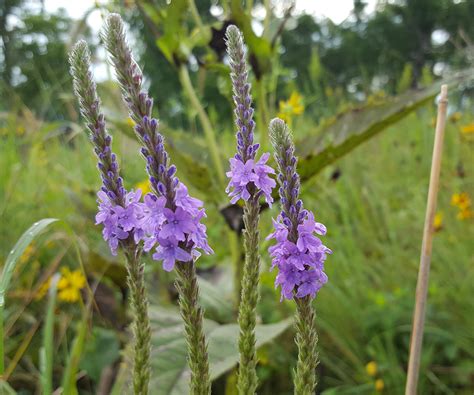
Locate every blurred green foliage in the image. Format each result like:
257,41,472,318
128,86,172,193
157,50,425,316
0,0,473,394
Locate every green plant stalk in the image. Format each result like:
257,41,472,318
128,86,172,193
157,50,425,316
178,64,225,187
124,249,151,395
175,261,211,395
237,196,261,394
0,305,4,377
294,296,318,395
188,0,204,30
229,229,243,305
41,274,59,395
256,79,269,148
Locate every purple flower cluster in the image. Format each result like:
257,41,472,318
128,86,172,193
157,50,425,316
96,189,142,255
267,212,331,300
224,26,276,205
268,118,332,301
96,183,212,271
226,153,276,204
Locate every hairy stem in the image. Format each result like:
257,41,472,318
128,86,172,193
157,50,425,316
125,249,151,395
294,296,318,395
237,196,261,394
175,261,211,395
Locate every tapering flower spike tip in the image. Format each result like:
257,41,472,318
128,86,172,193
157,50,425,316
267,118,332,395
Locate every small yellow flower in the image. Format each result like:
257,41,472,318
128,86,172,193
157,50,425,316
366,361,377,377
135,179,152,195
460,123,474,135
457,208,473,220
433,212,443,231
451,192,471,211
277,92,305,126
449,112,462,123
375,379,384,392
126,117,135,128
57,267,86,303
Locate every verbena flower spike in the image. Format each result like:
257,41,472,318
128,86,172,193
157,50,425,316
267,118,332,394
69,41,151,395
225,25,276,394
102,14,212,394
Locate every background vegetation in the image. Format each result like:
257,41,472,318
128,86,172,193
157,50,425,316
0,0,473,394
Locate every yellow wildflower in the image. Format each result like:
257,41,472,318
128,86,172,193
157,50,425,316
451,192,471,211
366,361,377,377
57,267,86,303
375,379,384,392
433,212,443,232
135,179,152,195
460,123,474,135
457,208,473,220
449,112,462,123
277,92,304,125
126,117,135,128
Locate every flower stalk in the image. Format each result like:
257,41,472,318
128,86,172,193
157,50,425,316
102,14,212,394
268,118,332,395
69,41,151,395
225,25,276,394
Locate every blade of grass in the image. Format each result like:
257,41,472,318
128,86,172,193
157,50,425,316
61,303,90,395
0,218,58,376
40,273,59,394
4,321,41,380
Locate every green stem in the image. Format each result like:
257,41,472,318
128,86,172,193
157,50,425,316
237,197,261,394
0,304,4,377
256,79,269,148
178,64,225,187
125,249,151,395
188,0,204,30
229,229,243,305
175,261,211,395
294,296,318,395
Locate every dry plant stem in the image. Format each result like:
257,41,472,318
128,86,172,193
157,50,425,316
175,261,211,395
294,296,318,395
237,196,260,394
124,246,151,395
405,85,448,395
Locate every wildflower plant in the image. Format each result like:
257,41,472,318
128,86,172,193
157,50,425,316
69,41,151,394
268,118,331,394
225,25,276,394
102,14,212,394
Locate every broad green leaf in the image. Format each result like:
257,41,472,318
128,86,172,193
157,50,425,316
296,70,474,183
0,218,58,307
149,308,292,395
197,275,235,323
117,308,292,394
79,327,120,382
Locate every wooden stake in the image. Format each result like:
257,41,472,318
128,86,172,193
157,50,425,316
405,85,448,395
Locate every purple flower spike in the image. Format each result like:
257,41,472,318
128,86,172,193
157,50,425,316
224,25,275,205
267,118,332,301
102,15,213,272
